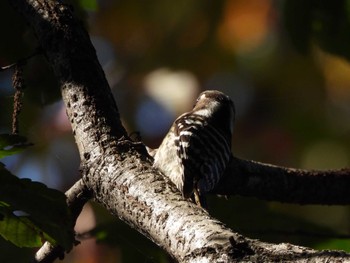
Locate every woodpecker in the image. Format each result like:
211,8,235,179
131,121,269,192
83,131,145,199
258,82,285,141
153,90,235,207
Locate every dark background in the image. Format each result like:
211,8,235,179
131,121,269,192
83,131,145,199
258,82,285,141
1,0,350,262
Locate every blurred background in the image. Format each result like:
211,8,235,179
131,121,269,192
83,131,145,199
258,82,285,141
1,0,350,262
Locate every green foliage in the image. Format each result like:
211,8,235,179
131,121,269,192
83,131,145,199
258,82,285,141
0,203,42,247
1,0,350,260
0,164,74,250
0,134,32,158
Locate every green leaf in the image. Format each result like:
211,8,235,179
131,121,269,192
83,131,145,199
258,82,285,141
0,134,33,158
0,205,42,247
0,165,74,250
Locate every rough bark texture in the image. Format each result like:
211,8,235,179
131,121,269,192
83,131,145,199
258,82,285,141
214,157,350,205
9,0,350,262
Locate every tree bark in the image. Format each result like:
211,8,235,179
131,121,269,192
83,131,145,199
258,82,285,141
9,0,350,262
34,179,90,263
213,157,350,205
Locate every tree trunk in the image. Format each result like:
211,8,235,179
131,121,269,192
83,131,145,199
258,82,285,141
9,0,350,262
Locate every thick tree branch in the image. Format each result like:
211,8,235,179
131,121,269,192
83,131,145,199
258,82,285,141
213,156,350,204
9,0,350,262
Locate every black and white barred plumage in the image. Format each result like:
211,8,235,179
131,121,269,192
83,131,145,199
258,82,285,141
153,90,235,206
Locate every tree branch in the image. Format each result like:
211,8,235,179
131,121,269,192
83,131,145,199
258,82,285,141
213,156,350,205
34,179,91,263
9,0,350,262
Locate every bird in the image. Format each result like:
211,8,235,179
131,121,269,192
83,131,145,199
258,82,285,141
153,90,235,207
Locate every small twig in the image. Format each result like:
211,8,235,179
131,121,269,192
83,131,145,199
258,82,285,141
34,179,91,263
0,62,17,71
0,47,42,71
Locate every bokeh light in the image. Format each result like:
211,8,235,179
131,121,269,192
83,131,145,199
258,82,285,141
1,0,350,262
